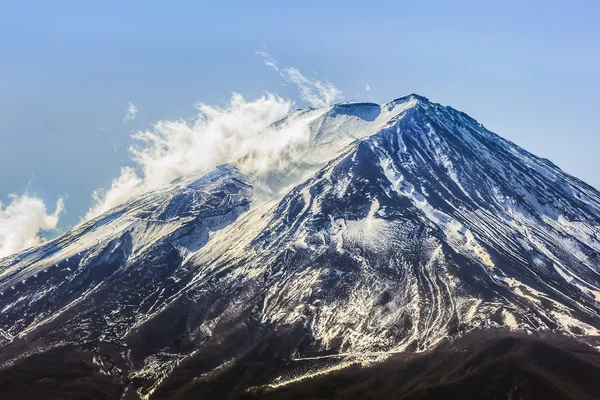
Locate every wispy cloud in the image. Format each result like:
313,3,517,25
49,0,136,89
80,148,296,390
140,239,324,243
256,51,343,108
27,171,35,187
85,93,317,220
124,101,138,122
85,55,340,221
365,84,371,92
0,194,64,259
256,51,280,72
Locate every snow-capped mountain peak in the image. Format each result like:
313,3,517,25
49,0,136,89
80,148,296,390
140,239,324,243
2,95,600,398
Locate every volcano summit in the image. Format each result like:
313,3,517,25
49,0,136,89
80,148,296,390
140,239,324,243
2,95,600,399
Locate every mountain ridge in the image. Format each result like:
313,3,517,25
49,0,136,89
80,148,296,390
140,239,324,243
1,95,600,398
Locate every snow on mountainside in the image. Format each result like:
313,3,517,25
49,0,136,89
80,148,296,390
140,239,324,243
0,165,252,345
2,94,600,398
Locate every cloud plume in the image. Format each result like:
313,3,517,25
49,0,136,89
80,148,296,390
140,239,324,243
85,56,342,221
85,93,314,220
256,51,343,108
0,194,64,259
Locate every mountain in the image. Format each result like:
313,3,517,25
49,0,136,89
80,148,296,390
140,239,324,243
2,94,600,399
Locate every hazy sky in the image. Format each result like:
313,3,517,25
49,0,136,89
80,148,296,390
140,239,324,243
1,0,599,235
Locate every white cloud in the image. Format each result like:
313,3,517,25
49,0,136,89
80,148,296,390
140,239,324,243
0,194,64,259
27,171,35,187
365,84,371,92
255,51,280,72
85,57,341,221
85,93,313,220
124,101,138,122
256,51,343,108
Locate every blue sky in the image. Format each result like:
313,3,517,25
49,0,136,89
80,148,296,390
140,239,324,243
1,0,599,236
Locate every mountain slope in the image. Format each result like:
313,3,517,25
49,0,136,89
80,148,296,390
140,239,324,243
0,165,252,347
1,94,600,399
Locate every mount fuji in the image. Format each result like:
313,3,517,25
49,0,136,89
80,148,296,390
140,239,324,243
2,95,600,399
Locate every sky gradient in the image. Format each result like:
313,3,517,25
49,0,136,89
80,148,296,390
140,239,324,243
1,1,599,238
